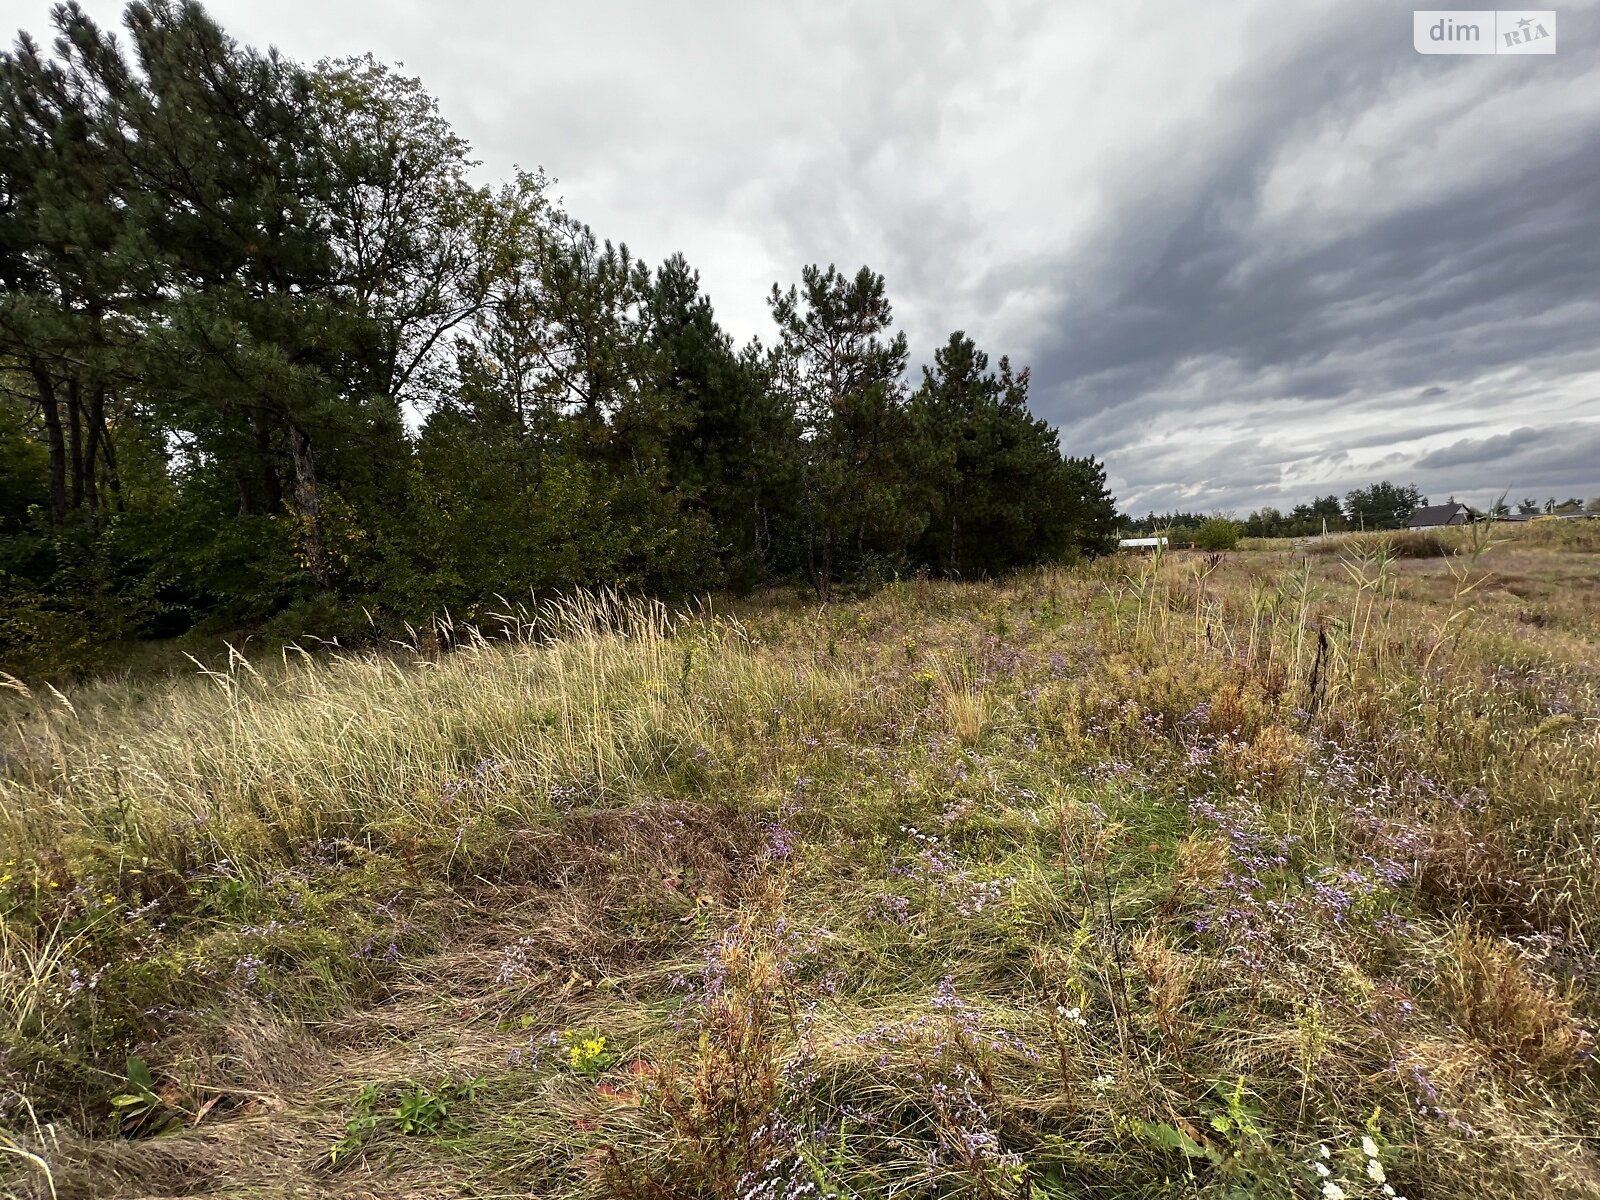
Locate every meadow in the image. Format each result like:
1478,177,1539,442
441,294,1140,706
2,521,1598,1199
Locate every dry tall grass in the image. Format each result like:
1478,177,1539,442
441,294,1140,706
2,538,1597,1199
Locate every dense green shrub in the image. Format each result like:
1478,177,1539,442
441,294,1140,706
1193,517,1242,551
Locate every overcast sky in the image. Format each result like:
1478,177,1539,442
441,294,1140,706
15,0,1600,514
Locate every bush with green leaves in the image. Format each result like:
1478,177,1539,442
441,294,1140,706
1193,517,1242,551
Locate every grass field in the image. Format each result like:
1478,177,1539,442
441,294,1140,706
3,521,1598,1199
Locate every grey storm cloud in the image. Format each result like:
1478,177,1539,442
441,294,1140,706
1417,427,1545,469
1417,421,1600,489
14,0,1600,514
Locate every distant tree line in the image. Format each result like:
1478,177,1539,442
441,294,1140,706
1512,497,1599,516
0,2,1117,670
1246,482,1428,537
1121,481,1430,542
1124,485,1600,548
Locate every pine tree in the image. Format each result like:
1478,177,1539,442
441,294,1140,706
104,0,417,591
910,332,1065,575
0,14,141,527
769,265,933,599
646,254,799,590
1058,455,1118,556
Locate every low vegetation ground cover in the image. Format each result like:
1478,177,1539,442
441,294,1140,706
2,522,1597,1198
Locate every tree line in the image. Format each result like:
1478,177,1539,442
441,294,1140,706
0,1,1117,671
1511,497,1598,516
1121,481,1429,541
1126,485,1600,545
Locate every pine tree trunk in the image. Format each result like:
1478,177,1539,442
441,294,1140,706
289,421,333,591
83,386,104,520
252,411,283,512
66,377,86,510
810,528,833,603
30,359,67,524
99,410,123,512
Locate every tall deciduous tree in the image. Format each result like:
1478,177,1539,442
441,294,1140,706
312,54,487,410
1344,481,1425,530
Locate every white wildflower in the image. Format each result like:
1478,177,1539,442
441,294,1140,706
1320,1183,1347,1200
1362,1135,1380,1158
1314,1161,1331,1178
1367,1158,1386,1183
